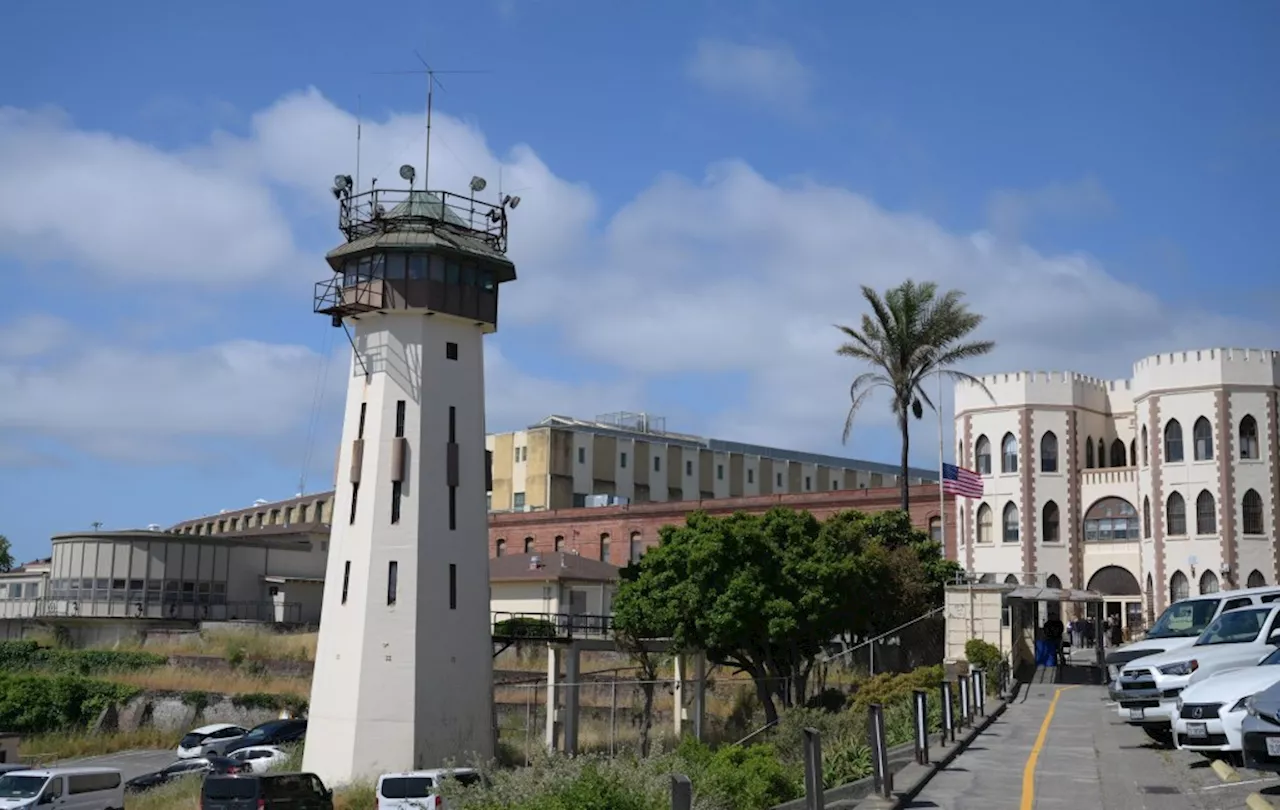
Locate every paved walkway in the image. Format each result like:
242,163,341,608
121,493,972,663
906,675,1201,810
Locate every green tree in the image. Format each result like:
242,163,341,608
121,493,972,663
611,564,675,756
612,508,870,724
0,536,13,573
836,280,995,512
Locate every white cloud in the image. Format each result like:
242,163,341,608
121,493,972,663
985,175,1114,241
686,39,812,110
0,314,73,360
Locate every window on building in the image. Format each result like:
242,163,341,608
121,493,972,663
391,480,402,524
1243,489,1264,535
270,510,280,525
578,447,586,464
686,460,693,476
1166,492,1187,536
1249,570,1267,588
1200,570,1220,595
776,472,783,487
449,564,457,610
1240,415,1260,460
804,475,811,491
629,531,643,562
572,493,586,507
975,435,992,474
298,505,309,523
1195,490,1215,535
1109,439,1126,468
1141,425,1149,466
387,561,398,605
1040,432,1058,473
748,468,754,484
1042,501,1060,543
1143,496,1151,538
928,517,942,542
1170,571,1190,601
1193,417,1213,461
620,452,628,469
446,341,458,360
1002,503,1019,543
717,464,724,480
976,503,993,543
349,483,360,525
1164,419,1184,462
654,455,661,472
341,562,351,605
600,534,611,562
523,537,534,553
1001,434,1018,473
495,539,506,557
358,402,367,439
1085,437,1095,469
395,400,406,438
554,536,565,552
513,492,525,509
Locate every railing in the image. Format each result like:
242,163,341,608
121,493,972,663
314,276,385,319
337,188,508,252
28,599,303,623
491,611,615,641
1082,468,1137,486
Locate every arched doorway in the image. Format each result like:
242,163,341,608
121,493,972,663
1088,565,1143,640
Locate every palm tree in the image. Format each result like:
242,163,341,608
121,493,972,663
836,280,995,513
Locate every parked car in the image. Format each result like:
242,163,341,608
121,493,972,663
1114,603,1280,743
124,756,241,792
201,773,333,809
177,723,249,758
0,766,123,809
1171,646,1280,754
226,746,290,774
376,768,486,809
224,719,308,755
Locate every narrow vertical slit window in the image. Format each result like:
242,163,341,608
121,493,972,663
387,561,398,605
391,481,402,524
449,489,457,531
446,342,458,360
349,482,360,525
449,564,457,610
357,402,368,439
341,561,351,605
448,406,457,442
395,400,406,438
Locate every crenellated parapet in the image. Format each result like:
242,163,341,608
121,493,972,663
954,370,1131,415
1132,348,1280,396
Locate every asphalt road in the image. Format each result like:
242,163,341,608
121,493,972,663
50,749,178,783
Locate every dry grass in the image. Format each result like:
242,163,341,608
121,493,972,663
20,729,181,762
102,627,319,662
109,668,312,699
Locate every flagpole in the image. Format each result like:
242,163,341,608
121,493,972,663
937,369,945,553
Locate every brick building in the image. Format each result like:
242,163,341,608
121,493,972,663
488,483,956,565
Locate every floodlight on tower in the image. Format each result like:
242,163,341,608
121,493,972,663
399,164,417,189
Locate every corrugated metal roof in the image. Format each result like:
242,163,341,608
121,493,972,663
490,552,620,583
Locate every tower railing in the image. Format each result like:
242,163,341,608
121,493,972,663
337,188,508,252
314,276,386,319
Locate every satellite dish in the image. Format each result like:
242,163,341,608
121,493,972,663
470,176,487,192
399,165,417,185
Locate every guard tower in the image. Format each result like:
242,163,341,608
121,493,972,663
302,167,518,785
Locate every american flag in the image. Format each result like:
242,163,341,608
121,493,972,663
942,463,984,498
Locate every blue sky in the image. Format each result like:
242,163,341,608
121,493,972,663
1,0,1277,561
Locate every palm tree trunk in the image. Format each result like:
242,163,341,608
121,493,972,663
899,410,910,513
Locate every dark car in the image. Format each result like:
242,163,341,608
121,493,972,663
125,755,241,792
202,772,333,809
224,719,309,755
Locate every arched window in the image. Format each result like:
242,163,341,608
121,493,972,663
1143,496,1151,538
553,535,564,552
495,538,506,557
1004,574,1020,585
1083,497,1140,541
1097,438,1107,468
1002,502,1020,543
523,537,535,553
1240,416,1260,460
1001,433,1018,473
1129,439,1136,467
1146,573,1155,623
1249,570,1267,588
1042,501,1060,543
1040,432,1058,473
1085,438,1095,469
1195,491,1216,535
1046,574,1062,589
1170,571,1190,601
1200,570,1220,595
1193,417,1214,461
929,517,942,542
1165,419,1184,463
1243,489,1265,535
975,436,992,475
629,531,643,562
977,504,993,543
599,533,611,562
1141,425,1149,466
1109,439,1126,467
1166,493,1186,536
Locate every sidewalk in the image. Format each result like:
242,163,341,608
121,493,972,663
904,679,1199,809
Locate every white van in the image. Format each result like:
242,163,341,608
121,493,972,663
1107,584,1280,684
0,767,124,810
376,769,485,809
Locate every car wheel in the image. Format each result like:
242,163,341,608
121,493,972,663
1142,727,1174,746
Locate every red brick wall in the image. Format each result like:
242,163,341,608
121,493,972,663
488,484,957,562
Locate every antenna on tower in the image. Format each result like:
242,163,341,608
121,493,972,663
355,94,363,194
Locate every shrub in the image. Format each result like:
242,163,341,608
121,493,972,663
848,665,944,713
0,640,166,675
494,618,557,639
964,639,1004,693
0,673,139,733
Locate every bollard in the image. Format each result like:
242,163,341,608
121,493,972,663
868,703,893,798
975,669,987,716
958,674,972,728
912,688,930,765
940,680,955,745
970,668,984,717
802,727,825,810
671,774,692,810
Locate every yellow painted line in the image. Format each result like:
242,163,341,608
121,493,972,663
1020,686,1078,810
1247,792,1276,810
1210,758,1241,783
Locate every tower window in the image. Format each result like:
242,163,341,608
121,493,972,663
654,456,661,472
717,464,724,480
685,460,693,476
747,469,754,484
446,342,458,360
341,561,351,605
578,447,586,464
620,452,628,469
395,400,406,438
514,492,526,509
349,482,360,525
358,402,368,439
777,472,783,487
805,476,811,491
391,480,402,524
449,564,457,610
387,561,398,606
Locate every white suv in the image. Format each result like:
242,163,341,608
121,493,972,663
1115,603,1280,743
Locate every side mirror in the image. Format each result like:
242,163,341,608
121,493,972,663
37,795,54,806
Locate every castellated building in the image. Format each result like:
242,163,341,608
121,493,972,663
954,347,1280,636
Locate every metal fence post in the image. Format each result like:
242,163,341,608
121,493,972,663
958,675,971,728
803,727,825,810
868,703,893,798
671,774,692,810
940,680,955,745
912,689,929,765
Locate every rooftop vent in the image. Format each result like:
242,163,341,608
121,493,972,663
529,555,543,570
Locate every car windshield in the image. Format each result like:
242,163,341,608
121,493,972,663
1195,607,1270,645
243,723,283,742
1147,598,1222,639
380,777,436,798
0,775,46,799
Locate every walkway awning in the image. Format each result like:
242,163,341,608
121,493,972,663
1006,586,1104,603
